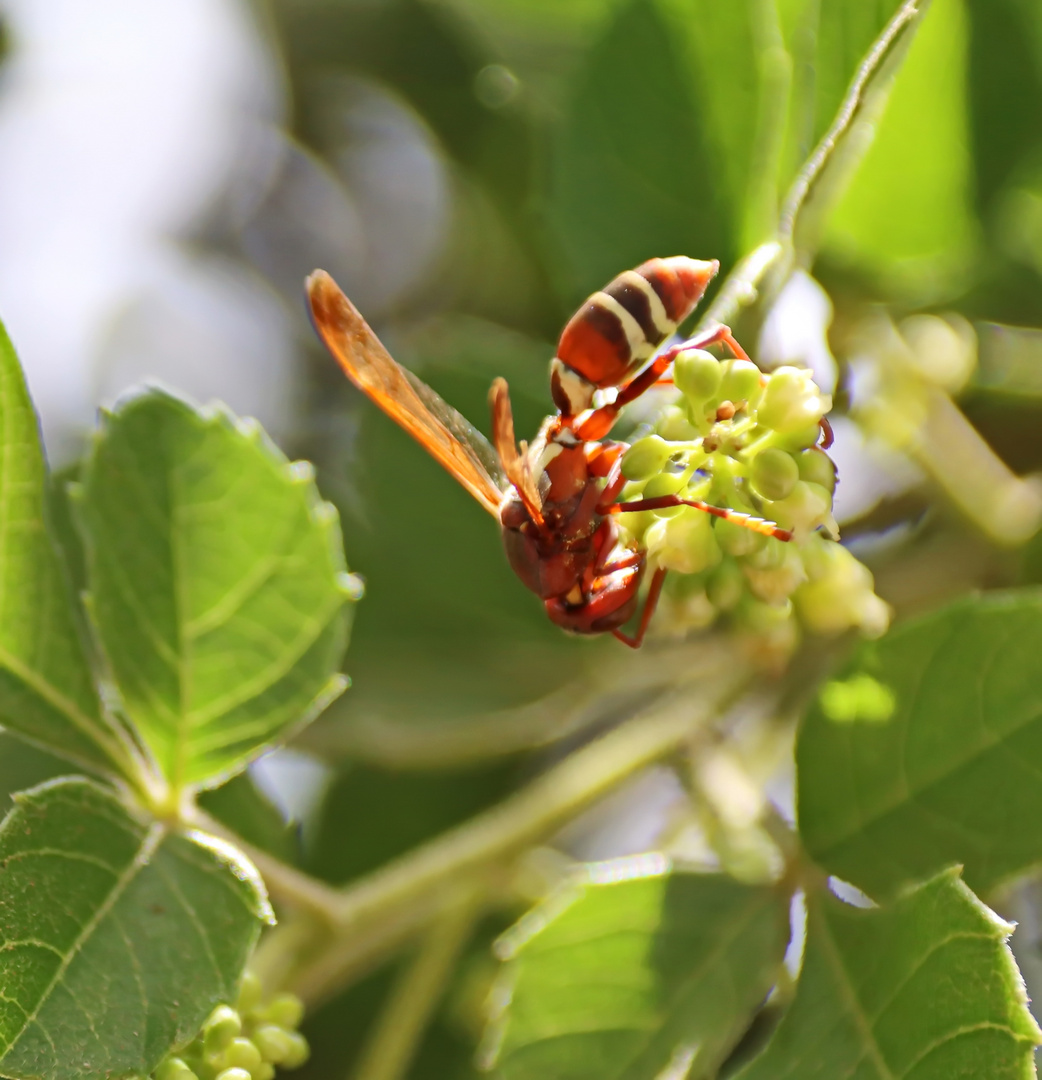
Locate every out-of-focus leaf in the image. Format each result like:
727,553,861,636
798,591,1042,898
78,389,353,792
823,0,977,295
0,318,128,778
0,777,270,1080
965,0,1042,218
483,861,789,1080
307,759,517,885
197,768,298,864
543,0,733,301
735,870,1040,1079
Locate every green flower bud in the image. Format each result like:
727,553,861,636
745,535,788,571
218,1038,263,1076
646,508,722,575
774,420,824,451
203,1006,241,1056
706,559,744,611
674,348,722,403
237,972,263,1015
656,405,698,440
795,447,837,493
749,448,799,501
757,366,830,433
255,993,305,1031
642,472,687,518
254,1026,298,1065
742,544,808,605
735,595,794,633
794,543,890,637
214,1070,252,1080
714,514,766,557
764,481,834,539
277,1033,310,1070
155,1058,198,1080
719,359,762,405
621,436,672,481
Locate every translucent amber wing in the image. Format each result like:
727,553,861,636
307,271,507,517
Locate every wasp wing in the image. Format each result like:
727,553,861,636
307,270,508,518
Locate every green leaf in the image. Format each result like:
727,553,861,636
483,860,790,1080
0,776,271,1080
0,318,131,779
542,0,733,301
735,870,1040,1079
777,0,931,259
823,0,977,295
798,590,1042,899
78,389,354,792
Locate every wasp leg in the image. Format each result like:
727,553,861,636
612,566,668,649
608,494,792,541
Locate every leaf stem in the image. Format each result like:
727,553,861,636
351,886,481,1080
285,658,750,1004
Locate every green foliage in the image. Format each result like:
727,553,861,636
799,591,1042,898
484,865,790,1080
2,0,1042,1073
0,320,130,779
735,870,1040,1080
77,391,352,792
0,778,270,1080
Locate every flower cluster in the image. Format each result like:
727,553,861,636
152,974,309,1080
616,349,889,655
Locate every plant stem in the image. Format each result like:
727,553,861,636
290,658,751,1004
351,886,481,1080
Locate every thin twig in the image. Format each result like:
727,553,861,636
351,886,482,1080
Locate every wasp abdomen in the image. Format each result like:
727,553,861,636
551,256,718,416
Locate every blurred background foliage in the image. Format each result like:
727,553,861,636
2,0,1042,1076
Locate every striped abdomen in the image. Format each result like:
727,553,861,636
550,256,719,417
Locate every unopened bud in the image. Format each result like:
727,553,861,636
714,514,766,557
646,508,722,575
256,993,305,1031
720,359,763,406
796,447,837,493
642,472,687,518
750,448,799,501
236,972,263,1015
706,559,744,611
218,1038,263,1075
621,436,672,481
794,542,891,637
254,1026,298,1065
742,544,808,605
765,481,834,539
674,348,722,403
155,1059,198,1080
657,405,699,440
203,1006,241,1055
758,367,830,432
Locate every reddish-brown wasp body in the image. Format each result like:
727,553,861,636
307,258,791,647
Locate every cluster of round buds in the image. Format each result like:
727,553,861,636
152,973,309,1080
616,350,889,656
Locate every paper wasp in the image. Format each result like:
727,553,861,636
307,258,791,647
